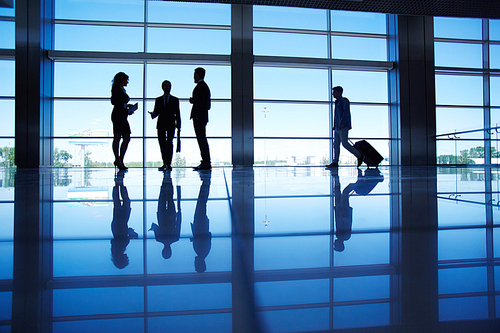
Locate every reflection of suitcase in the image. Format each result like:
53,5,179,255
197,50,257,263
353,140,383,167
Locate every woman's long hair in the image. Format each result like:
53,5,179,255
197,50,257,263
112,72,128,90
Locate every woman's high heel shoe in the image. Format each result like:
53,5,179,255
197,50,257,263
114,160,128,171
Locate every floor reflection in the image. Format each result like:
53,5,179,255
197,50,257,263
1,166,500,332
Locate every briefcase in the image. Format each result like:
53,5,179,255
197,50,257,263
353,140,383,167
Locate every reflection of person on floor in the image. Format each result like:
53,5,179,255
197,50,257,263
191,170,212,272
332,170,356,252
149,171,182,259
111,171,138,268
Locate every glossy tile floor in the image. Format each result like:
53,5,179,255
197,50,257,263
1,166,500,332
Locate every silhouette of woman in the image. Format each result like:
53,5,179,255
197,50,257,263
111,172,138,268
111,72,134,171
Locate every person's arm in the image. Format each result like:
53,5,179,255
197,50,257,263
149,97,160,119
174,97,181,129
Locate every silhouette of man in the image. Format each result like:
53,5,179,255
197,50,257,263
191,170,212,272
326,86,363,168
331,170,355,252
189,67,211,170
149,80,181,172
111,171,138,269
149,172,182,259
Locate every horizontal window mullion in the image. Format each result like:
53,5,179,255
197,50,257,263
435,37,486,44
254,26,387,39
147,22,230,30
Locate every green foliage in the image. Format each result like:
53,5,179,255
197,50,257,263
0,146,15,167
54,148,72,167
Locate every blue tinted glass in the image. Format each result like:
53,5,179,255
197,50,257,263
148,284,231,311
255,279,329,306
254,31,328,58
490,76,500,106
0,243,13,279
54,0,144,22
0,21,14,49
53,287,144,316
0,1,14,17
334,303,390,329
255,235,330,270
332,36,387,61
0,100,14,136
438,229,486,261
261,308,329,332
439,267,487,294
0,60,15,97
490,44,500,70
254,67,329,101
331,10,386,34
254,138,330,166
436,107,483,137
439,297,488,321
350,105,389,138
147,28,230,55
146,64,230,99
435,74,483,106
334,275,390,301
435,42,482,68
332,70,388,103
148,1,230,25
434,17,482,40
148,314,231,333
0,292,12,321
254,5,327,30
54,62,144,98
254,103,330,137
490,19,500,40
334,233,390,266
53,318,144,333
55,24,144,52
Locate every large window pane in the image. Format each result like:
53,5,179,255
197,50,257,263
0,21,14,49
437,140,485,165
349,105,389,139
436,107,484,137
55,24,144,52
0,100,14,137
254,138,329,166
254,32,328,58
331,10,386,34
0,60,15,97
254,67,329,101
332,70,388,103
145,64,230,100
490,44,500,70
254,103,330,138
54,62,144,98
435,42,483,68
435,74,483,106
254,5,327,30
147,28,230,55
332,36,387,61
490,19,500,41
55,0,144,22
434,17,482,40
490,77,500,106
147,1,230,25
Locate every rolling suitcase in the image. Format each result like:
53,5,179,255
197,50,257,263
353,140,383,167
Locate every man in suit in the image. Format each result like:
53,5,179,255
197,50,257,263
149,80,181,171
326,86,363,168
189,67,211,170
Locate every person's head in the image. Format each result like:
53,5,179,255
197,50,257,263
162,245,172,259
194,67,206,83
112,72,129,88
332,86,343,100
162,80,172,95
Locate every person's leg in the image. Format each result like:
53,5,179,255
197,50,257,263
338,128,361,158
332,129,341,163
194,120,210,166
157,128,168,167
120,133,131,166
113,134,121,166
165,129,175,167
